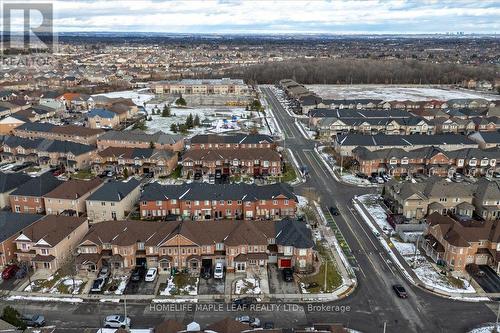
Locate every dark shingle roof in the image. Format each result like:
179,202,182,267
0,211,42,242
10,172,63,197
0,172,31,193
190,133,274,145
87,178,141,202
275,218,315,248
141,182,297,202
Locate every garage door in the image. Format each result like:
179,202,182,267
280,259,292,268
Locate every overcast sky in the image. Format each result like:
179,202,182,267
10,0,500,34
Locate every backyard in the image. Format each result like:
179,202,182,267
299,242,342,293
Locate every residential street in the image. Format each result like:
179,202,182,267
0,87,497,333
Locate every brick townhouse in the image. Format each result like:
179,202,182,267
181,148,281,178
96,130,184,152
14,215,89,273
9,173,63,214
92,146,178,177
422,212,500,272
384,177,500,221
189,133,275,150
43,178,104,216
1,136,98,171
13,122,104,145
140,182,297,220
0,212,42,266
353,146,499,177
75,218,315,275
86,108,120,129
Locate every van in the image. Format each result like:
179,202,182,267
214,263,224,279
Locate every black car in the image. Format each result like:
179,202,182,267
200,266,212,279
232,297,257,307
392,284,408,298
282,268,294,282
131,266,146,282
263,322,275,329
329,206,340,216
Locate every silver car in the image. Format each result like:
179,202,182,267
103,315,131,329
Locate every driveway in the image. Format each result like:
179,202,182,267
473,265,500,294
267,264,299,295
0,277,26,291
124,277,158,295
198,276,225,295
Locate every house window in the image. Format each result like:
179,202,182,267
227,200,232,205
101,202,106,206
41,248,48,255
43,262,51,269
215,243,224,251
15,205,20,213
156,201,162,206
273,200,278,205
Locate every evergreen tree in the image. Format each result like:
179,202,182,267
162,104,171,117
185,113,194,128
170,123,178,133
193,114,200,127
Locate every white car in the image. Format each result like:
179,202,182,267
235,315,261,328
214,263,224,279
145,267,157,282
103,315,131,329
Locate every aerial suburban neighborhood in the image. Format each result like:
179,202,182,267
0,1,499,333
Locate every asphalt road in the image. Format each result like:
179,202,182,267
0,88,497,333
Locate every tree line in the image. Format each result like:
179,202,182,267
225,58,498,85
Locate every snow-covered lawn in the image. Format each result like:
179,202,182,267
159,275,198,296
391,238,476,294
93,89,154,106
24,275,85,295
103,275,129,295
358,194,393,234
296,195,309,208
7,295,83,303
341,174,376,187
468,325,500,333
307,84,499,101
234,278,262,295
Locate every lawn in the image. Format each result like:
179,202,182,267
71,169,94,180
281,163,297,182
159,273,198,296
168,165,182,179
300,242,342,293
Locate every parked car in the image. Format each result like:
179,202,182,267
145,267,158,282
103,315,131,329
376,176,385,184
214,263,224,279
355,172,368,179
90,278,106,292
392,284,408,298
130,266,146,282
452,173,464,183
208,175,215,184
15,266,28,279
22,314,45,327
263,322,275,329
200,266,212,280
329,206,340,216
282,268,294,282
232,297,257,307
98,266,110,279
1,265,19,280
235,315,261,328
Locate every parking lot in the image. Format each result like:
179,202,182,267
267,265,299,294
198,276,225,295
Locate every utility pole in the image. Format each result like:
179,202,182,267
383,321,387,333
412,235,420,268
496,302,500,332
324,260,327,292
124,295,128,329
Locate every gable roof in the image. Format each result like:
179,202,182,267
44,177,103,199
275,217,315,248
0,171,31,193
190,133,273,145
17,215,87,246
10,172,63,197
0,211,42,243
87,178,141,202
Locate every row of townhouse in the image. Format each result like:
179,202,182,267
152,78,250,95
0,213,89,272
13,122,104,145
0,135,97,171
181,148,282,178
140,182,297,221
384,177,500,221
96,130,185,152
75,218,315,275
5,172,141,222
189,133,275,150
423,212,500,273
92,146,178,177
353,146,500,177
334,133,478,156
430,116,500,134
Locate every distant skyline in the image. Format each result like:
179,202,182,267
7,0,500,34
